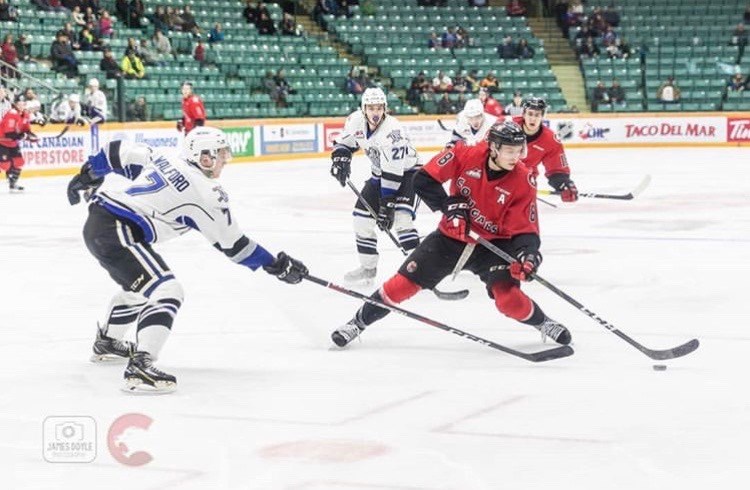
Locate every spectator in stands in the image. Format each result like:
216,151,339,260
407,71,430,107
127,95,148,121
126,0,144,28
609,80,625,106
428,32,441,49
602,5,620,28
22,88,44,123
497,36,517,59
121,49,145,79
1,34,18,78
577,37,600,59
51,32,78,77
728,72,746,92
98,10,115,38
165,6,184,31
588,9,608,37
745,5,750,24
504,91,524,116
273,68,294,107
456,26,473,48
591,81,609,110
516,38,535,59
574,25,592,47
138,38,159,66
437,93,457,115
72,5,86,27
193,38,206,65
730,23,748,59
506,0,527,17
153,30,175,61
601,26,617,46
61,23,78,49
432,70,453,93
0,0,18,22
280,12,298,36
312,0,331,25
32,0,67,13
84,5,97,24
181,5,202,38
468,0,487,6
346,71,364,95
479,71,500,93
78,25,101,51
208,23,225,43
14,34,31,62
99,48,122,78
441,27,457,49
657,76,681,103
263,69,280,101
149,6,169,33
452,70,470,94
257,11,277,35
465,69,480,92
478,87,503,116
115,0,129,23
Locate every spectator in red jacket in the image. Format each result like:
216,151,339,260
1,34,19,78
478,88,503,116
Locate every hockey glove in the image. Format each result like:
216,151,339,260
442,195,472,238
509,250,542,282
376,194,397,231
263,252,308,284
66,164,103,205
330,147,352,187
176,119,184,133
548,173,578,202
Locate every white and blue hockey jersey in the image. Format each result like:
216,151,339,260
90,141,274,270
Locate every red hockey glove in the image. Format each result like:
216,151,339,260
559,180,578,202
442,195,471,238
509,250,542,282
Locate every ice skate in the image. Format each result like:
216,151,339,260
331,317,366,347
91,324,134,362
123,351,176,394
533,317,572,345
8,181,24,192
344,266,376,285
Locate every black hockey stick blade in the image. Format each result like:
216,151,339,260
304,274,573,362
432,287,469,300
53,125,70,138
539,175,652,201
638,338,700,361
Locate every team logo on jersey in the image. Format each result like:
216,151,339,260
212,186,229,203
466,168,482,179
527,174,537,188
355,130,364,138
406,260,418,273
387,130,403,144
365,147,381,165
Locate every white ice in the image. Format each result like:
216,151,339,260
1,147,748,490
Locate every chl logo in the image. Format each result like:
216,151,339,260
130,274,145,291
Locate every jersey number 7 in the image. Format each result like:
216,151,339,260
126,171,168,196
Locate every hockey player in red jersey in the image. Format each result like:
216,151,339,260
330,121,571,348
0,95,32,192
512,97,578,202
177,82,206,134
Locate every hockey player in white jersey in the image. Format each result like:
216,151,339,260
446,98,498,148
66,127,308,393
329,87,421,285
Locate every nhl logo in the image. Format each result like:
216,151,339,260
556,121,574,141
406,261,418,273
466,168,482,179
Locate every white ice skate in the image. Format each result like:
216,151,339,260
344,266,376,285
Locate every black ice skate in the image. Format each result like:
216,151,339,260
533,317,572,345
331,317,366,347
91,324,134,362
123,351,176,394
8,181,24,192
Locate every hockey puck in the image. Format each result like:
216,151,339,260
652,364,667,371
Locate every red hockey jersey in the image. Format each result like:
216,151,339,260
512,115,570,179
423,141,539,243
0,108,31,148
181,94,206,134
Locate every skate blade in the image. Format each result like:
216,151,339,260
90,353,129,363
122,377,176,395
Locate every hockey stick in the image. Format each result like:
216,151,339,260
470,232,699,360
437,119,454,132
51,125,70,138
538,175,652,201
346,179,469,301
304,274,574,362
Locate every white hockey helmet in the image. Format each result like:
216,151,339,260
463,98,484,118
360,87,387,111
183,126,232,177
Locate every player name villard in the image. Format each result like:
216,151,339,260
152,156,190,192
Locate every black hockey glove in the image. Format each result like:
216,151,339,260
263,252,308,285
376,194,397,231
442,195,472,238
509,250,543,282
548,173,578,202
66,163,103,205
330,147,352,187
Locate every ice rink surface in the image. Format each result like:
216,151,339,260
1,146,748,489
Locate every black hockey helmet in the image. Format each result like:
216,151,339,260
487,120,526,147
522,96,548,115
